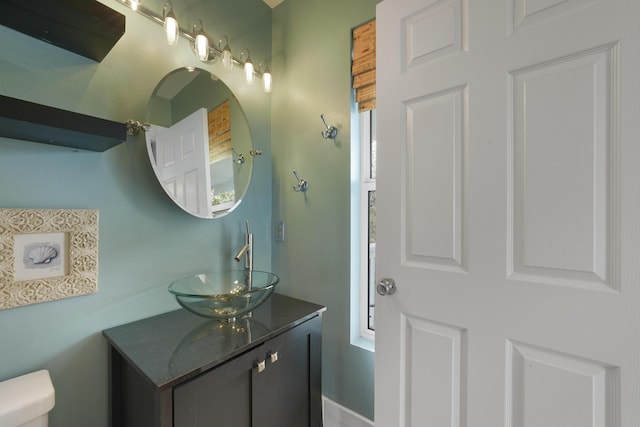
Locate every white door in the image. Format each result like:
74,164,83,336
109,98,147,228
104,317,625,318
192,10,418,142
375,0,640,426
155,108,211,218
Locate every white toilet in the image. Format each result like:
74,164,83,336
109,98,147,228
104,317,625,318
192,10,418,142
0,370,55,427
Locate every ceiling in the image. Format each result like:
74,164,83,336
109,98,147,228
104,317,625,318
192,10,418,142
154,69,201,100
262,0,284,8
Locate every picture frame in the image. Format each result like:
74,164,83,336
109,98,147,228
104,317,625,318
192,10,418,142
0,208,99,310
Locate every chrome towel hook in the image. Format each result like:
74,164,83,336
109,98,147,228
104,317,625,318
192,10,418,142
125,119,150,136
320,114,338,140
292,170,309,192
232,148,245,165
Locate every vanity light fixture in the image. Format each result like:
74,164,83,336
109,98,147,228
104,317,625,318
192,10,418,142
241,49,255,84
219,36,234,72
114,0,271,91
259,60,272,93
192,21,211,62
162,1,179,46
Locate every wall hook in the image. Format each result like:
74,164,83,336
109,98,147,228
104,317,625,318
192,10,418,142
232,148,245,165
320,114,338,139
292,170,309,192
125,119,150,136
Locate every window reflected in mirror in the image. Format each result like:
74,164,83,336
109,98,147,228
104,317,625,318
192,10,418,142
208,100,235,211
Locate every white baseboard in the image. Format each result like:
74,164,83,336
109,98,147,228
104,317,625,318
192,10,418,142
322,396,374,427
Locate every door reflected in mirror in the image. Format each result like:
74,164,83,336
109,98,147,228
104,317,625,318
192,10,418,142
146,68,253,219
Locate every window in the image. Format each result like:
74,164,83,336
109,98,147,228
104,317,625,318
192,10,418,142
351,19,376,343
360,109,376,333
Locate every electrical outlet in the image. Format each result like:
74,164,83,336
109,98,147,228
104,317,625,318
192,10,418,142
275,221,285,242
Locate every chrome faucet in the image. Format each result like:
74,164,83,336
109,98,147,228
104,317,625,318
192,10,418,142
234,221,254,310
234,220,253,275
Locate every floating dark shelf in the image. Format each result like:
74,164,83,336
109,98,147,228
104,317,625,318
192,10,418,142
0,95,128,152
0,0,125,62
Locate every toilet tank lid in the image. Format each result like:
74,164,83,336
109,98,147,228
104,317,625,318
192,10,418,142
0,370,55,425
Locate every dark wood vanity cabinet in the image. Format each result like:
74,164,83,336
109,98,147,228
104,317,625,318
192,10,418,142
103,294,324,427
174,318,321,427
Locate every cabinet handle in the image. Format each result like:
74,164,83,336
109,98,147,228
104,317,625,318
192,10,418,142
269,351,278,363
257,360,266,373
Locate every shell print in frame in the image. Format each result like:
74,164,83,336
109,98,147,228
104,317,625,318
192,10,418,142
26,244,59,266
0,208,99,310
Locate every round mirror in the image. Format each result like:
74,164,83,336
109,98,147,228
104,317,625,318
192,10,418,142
145,68,253,218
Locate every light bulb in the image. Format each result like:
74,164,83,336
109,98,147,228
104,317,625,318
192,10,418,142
244,59,254,83
164,13,178,46
263,68,272,93
218,37,234,72
131,0,139,11
195,34,209,61
192,21,210,62
222,47,233,72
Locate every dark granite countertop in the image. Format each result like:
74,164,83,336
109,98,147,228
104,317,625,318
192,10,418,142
102,293,325,391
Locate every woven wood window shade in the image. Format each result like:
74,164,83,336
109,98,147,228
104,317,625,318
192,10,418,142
208,100,232,163
352,20,376,112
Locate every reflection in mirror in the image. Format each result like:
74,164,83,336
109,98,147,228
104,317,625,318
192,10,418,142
145,68,253,219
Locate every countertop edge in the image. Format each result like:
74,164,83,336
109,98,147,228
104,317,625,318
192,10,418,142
102,294,326,391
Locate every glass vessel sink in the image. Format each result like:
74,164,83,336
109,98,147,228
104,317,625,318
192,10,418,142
168,270,279,320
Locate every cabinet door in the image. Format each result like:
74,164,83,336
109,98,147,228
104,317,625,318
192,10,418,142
173,345,264,427
173,316,322,427
253,317,322,427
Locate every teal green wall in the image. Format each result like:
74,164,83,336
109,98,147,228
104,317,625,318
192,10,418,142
0,0,379,424
271,0,378,420
0,0,271,425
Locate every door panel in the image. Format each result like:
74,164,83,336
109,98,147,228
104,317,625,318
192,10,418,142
404,86,465,271
375,0,639,425
402,316,467,427
505,340,619,427
156,107,211,217
509,45,616,290
402,0,466,69
510,0,601,33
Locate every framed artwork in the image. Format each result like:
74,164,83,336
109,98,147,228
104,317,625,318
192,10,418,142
0,209,99,310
